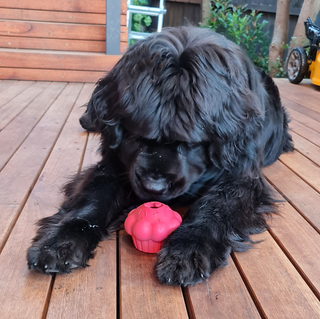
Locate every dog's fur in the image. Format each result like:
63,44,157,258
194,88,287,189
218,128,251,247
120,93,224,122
27,27,293,286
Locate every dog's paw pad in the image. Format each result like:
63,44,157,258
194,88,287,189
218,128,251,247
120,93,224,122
27,239,89,274
155,248,211,286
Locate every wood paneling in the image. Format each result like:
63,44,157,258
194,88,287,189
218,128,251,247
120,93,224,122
0,0,106,13
0,51,120,71
0,8,106,25
0,21,106,41
0,36,106,53
156,1,201,28
0,67,106,83
0,0,128,81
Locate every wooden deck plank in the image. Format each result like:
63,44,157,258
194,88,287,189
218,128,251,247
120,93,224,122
275,79,320,113
283,98,320,124
279,151,320,192
234,231,320,318
0,81,50,129
263,160,320,231
0,79,16,93
286,104,320,134
0,83,83,252
290,131,320,166
275,78,315,91
290,120,320,148
184,258,261,319
46,240,117,319
120,232,189,319
0,82,67,171
0,83,88,319
0,80,34,108
269,200,320,298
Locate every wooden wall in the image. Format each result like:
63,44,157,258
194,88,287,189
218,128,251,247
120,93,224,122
159,0,304,45
0,0,128,82
151,0,201,27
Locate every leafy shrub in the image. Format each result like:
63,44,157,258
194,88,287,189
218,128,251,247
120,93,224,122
132,0,152,32
201,0,270,72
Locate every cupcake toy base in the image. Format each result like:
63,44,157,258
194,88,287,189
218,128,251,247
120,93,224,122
132,237,163,253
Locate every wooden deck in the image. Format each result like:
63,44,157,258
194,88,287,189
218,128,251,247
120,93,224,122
0,78,319,319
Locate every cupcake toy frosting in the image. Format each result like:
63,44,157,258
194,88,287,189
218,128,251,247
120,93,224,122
124,202,182,253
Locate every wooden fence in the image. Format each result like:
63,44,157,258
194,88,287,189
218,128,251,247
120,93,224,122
157,0,305,44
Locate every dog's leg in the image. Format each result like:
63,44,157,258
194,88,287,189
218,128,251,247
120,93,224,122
155,176,275,286
27,162,134,274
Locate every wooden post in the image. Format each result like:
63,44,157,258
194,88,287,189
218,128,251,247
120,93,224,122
106,0,121,55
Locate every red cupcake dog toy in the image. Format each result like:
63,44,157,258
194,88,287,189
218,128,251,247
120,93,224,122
124,202,182,253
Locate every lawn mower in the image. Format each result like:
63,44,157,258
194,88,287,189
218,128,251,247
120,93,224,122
287,17,320,86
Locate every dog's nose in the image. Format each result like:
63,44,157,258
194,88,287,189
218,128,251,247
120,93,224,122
139,176,168,195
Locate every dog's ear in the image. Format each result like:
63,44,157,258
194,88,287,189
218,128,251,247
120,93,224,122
82,74,122,136
105,122,123,149
82,78,111,133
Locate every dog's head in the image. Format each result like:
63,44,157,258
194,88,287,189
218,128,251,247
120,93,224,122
117,136,211,201
85,27,267,201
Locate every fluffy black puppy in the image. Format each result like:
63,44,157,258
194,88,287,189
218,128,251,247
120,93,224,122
27,27,293,286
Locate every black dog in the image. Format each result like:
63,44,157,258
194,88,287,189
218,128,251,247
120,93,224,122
27,27,293,286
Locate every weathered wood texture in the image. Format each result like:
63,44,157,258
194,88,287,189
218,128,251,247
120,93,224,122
0,78,319,318
0,0,128,82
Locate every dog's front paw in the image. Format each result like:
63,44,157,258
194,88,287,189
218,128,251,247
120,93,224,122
27,219,100,274
156,245,211,286
155,227,231,286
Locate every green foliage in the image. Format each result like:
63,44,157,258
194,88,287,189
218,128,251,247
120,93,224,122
201,0,270,72
132,0,152,32
271,56,287,78
133,0,148,5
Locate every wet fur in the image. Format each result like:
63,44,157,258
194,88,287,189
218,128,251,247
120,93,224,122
27,27,293,285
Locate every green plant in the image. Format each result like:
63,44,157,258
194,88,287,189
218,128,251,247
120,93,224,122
272,56,287,78
132,0,152,32
201,0,270,72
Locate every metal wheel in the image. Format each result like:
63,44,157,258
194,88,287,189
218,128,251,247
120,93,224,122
286,47,308,84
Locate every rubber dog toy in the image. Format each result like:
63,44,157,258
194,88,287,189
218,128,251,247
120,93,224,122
124,202,182,253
